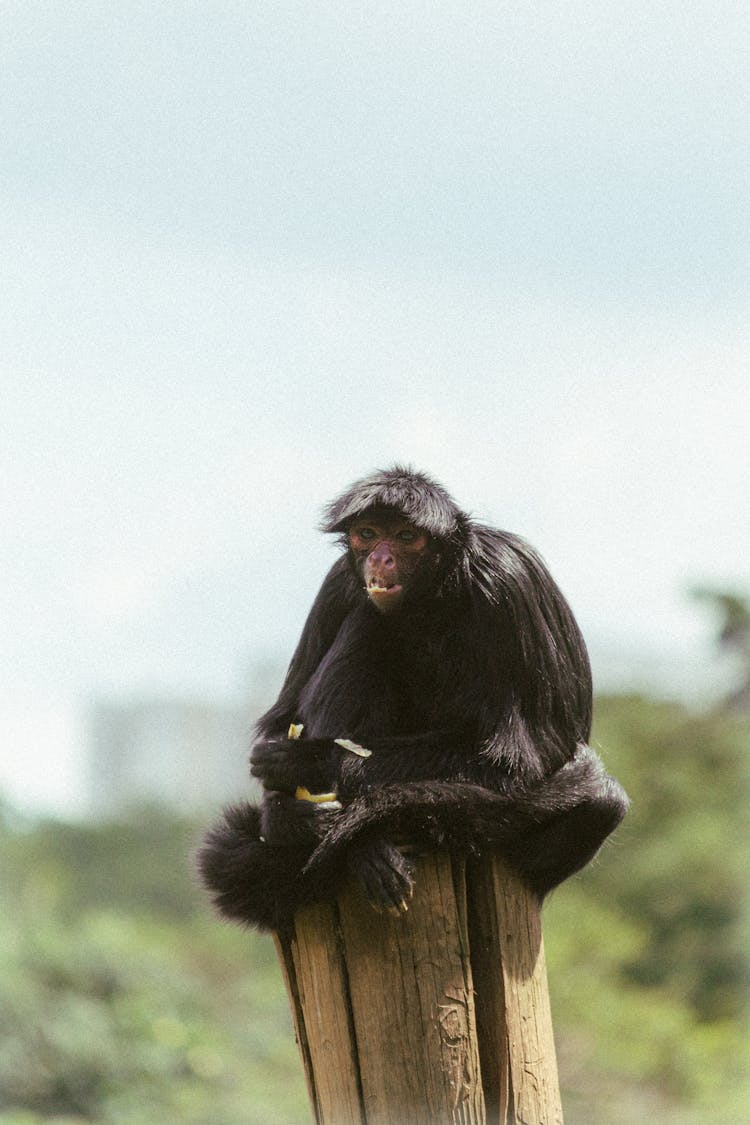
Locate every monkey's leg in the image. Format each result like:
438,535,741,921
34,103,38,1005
198,801,320,931
506,787,626,899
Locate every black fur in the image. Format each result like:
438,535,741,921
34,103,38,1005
198,466,628,930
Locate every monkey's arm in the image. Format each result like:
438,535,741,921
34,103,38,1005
306,746,629,900
250,726,514,798
251,737,345,794
254,559,357,740
472,526,593,770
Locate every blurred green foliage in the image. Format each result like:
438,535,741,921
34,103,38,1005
0,808,306,1124
544,694,750,1124
1,695,748,1124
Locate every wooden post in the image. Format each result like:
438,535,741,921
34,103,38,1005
274,854,563,1125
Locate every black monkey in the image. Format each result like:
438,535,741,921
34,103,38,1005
198,467,628,930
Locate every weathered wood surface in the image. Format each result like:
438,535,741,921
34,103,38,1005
467,860,563,1125
274,905,363,1123
275,855,563,1125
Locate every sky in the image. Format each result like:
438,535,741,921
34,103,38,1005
1,2,749,813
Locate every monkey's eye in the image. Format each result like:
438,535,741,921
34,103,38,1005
357,527,377,540
396,530,418,543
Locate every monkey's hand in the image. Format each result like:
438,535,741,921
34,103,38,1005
251,737,342,794
260,790,337,847
346,836,415,916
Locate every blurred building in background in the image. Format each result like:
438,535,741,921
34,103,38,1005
87,661,284,817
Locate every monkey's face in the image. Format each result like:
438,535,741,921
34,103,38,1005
348,510,432,614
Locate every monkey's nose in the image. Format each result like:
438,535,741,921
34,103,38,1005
371,546,395,569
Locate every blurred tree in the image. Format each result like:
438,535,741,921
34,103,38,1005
587,696,749,1021
691,586,750,712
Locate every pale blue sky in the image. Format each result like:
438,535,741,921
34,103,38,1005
2,2,748,810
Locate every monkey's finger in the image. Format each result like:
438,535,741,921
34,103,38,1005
385,899,411,917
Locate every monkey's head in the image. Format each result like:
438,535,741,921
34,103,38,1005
322,466,469,615
347,507,432,613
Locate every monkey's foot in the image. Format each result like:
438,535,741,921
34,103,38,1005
348,837,415,916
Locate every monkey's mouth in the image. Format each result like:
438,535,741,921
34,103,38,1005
366,578,404,610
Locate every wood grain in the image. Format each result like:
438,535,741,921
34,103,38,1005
274,855,563,1124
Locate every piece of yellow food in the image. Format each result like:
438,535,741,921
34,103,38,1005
294,785,339,803
288,723,304,739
